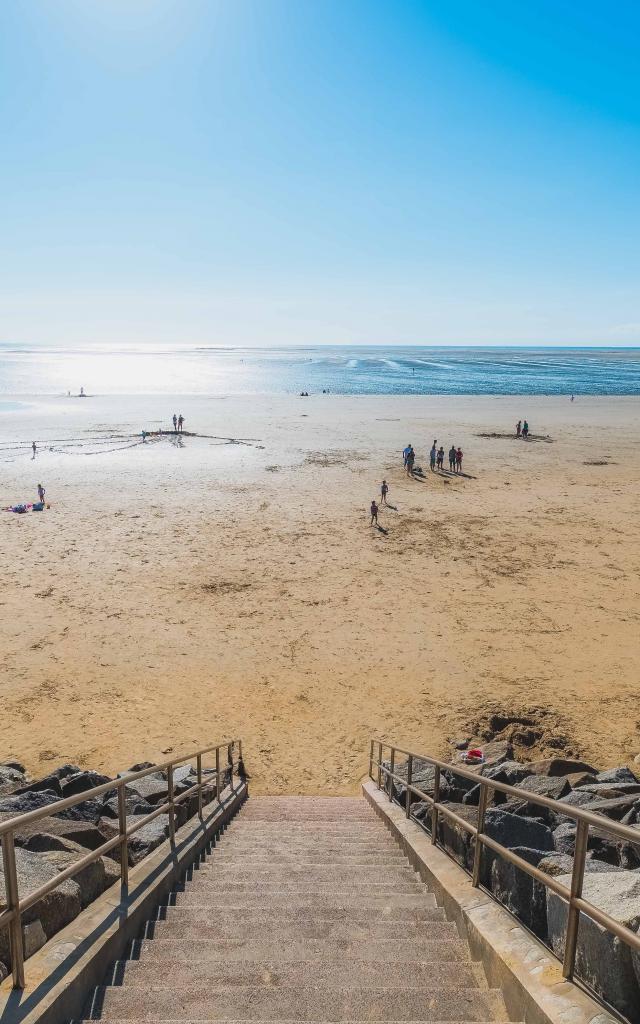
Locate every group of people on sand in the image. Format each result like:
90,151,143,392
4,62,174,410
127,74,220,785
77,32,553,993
172,413,185,432
516,419,529,439
402,441,463,475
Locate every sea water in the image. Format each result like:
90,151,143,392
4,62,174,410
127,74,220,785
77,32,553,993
1,344,639,396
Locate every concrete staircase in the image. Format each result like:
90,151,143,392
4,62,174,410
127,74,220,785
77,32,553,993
83,797,514,1023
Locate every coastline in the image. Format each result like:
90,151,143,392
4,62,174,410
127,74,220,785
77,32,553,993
1,393,639,792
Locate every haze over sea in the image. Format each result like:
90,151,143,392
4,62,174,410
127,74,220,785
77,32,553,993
1,344,640,400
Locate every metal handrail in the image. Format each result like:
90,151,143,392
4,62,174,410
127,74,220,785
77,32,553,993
369,738,640,985
0,738,243,989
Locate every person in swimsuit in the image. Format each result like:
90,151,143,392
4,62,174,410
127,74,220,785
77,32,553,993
32,441,37,458
370,500,379,526
37,483,45,503
406,447,415,475
455,448,463,473
437,446,444,470
522,420,529,439
380,480,389,505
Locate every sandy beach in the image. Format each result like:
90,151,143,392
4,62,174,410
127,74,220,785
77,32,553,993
1,393,639,792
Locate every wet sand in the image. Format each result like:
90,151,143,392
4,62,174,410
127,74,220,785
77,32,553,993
1,393,639,792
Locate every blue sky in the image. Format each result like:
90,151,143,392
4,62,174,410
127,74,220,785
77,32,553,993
1,0,639,347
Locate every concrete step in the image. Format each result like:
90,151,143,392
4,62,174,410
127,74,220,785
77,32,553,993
168,892,440,914
217,840,400,852
142,918,459,942
196,865,419,883
106,959,486,990
132,937,475,964
209,852,405,865
87,985,506,1021
171,881,428,895
154,907,448,927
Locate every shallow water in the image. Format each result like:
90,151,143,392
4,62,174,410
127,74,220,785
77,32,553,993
1,344,639,396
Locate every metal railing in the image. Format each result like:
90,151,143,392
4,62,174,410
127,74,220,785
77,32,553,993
370,738,640,985
0,739,243,989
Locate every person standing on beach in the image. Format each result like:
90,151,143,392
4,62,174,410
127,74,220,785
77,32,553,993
406,447,415,475
430,443,437,472
455,447,463,473
37,483,45,504
178,414,184,432
370,500,379,526
380,480,389,505
448,445,456,471
402,444,411,469
437,446,444,470
516,420,522,437
522,420,529,439
32,441,37,458
172,414,178,431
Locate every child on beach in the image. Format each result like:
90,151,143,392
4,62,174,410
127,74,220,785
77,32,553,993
37,483,45,503
455,448,463,473
516,420,521,437
436,446,444,470
406,448,415,475
370,500,379,526
522,420,529,439
380,480,389,504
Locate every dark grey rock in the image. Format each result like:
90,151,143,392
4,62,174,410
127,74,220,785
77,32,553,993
124,776,168,806
41,844,110,909
482,739,513,768
14,764,83,798
0,760,26,775
547,870,640,1022
101,792,155,820
435,802,478,871
0,790,60,815
489,845,548,938
595,767,639,785
55,798,105,824
61,771,112,798
484,808,554,852
0,765,27,787
0,847,82,966
583,795,640,820
525,757,598,777
558,789,600,809
4,814,115,855
579,783,640,800
515,774,570,800
99,813,171,865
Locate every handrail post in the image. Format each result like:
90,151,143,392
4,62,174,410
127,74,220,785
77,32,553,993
431,766,440,844
377,742,382,790
216,746,221,801
117,783,129,888
228,743,234,790
2,832,25,988
405,755,413,819
563,819,589,979
472,784,489,887
197,753,203,820
388,748,395,802
369,739,374,781
167,765,175,843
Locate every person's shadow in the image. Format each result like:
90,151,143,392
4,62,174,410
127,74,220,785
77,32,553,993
376,524,388,535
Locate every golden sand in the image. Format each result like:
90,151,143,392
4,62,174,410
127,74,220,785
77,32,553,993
1,394,639,791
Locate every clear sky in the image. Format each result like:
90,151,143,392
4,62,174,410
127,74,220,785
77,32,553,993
1,0,639,347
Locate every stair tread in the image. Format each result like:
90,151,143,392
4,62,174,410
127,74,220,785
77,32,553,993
133,938,474,962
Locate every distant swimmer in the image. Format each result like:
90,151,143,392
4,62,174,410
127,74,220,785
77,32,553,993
570,394,575,402
172,413,177,431
380,479,389,505
370,500,379,526
177,414,184,432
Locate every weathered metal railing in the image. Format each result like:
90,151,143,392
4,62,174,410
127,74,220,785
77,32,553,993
0,739,243,988
370,738,640,984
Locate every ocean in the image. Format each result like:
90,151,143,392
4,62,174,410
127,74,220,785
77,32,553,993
1,344,640,397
